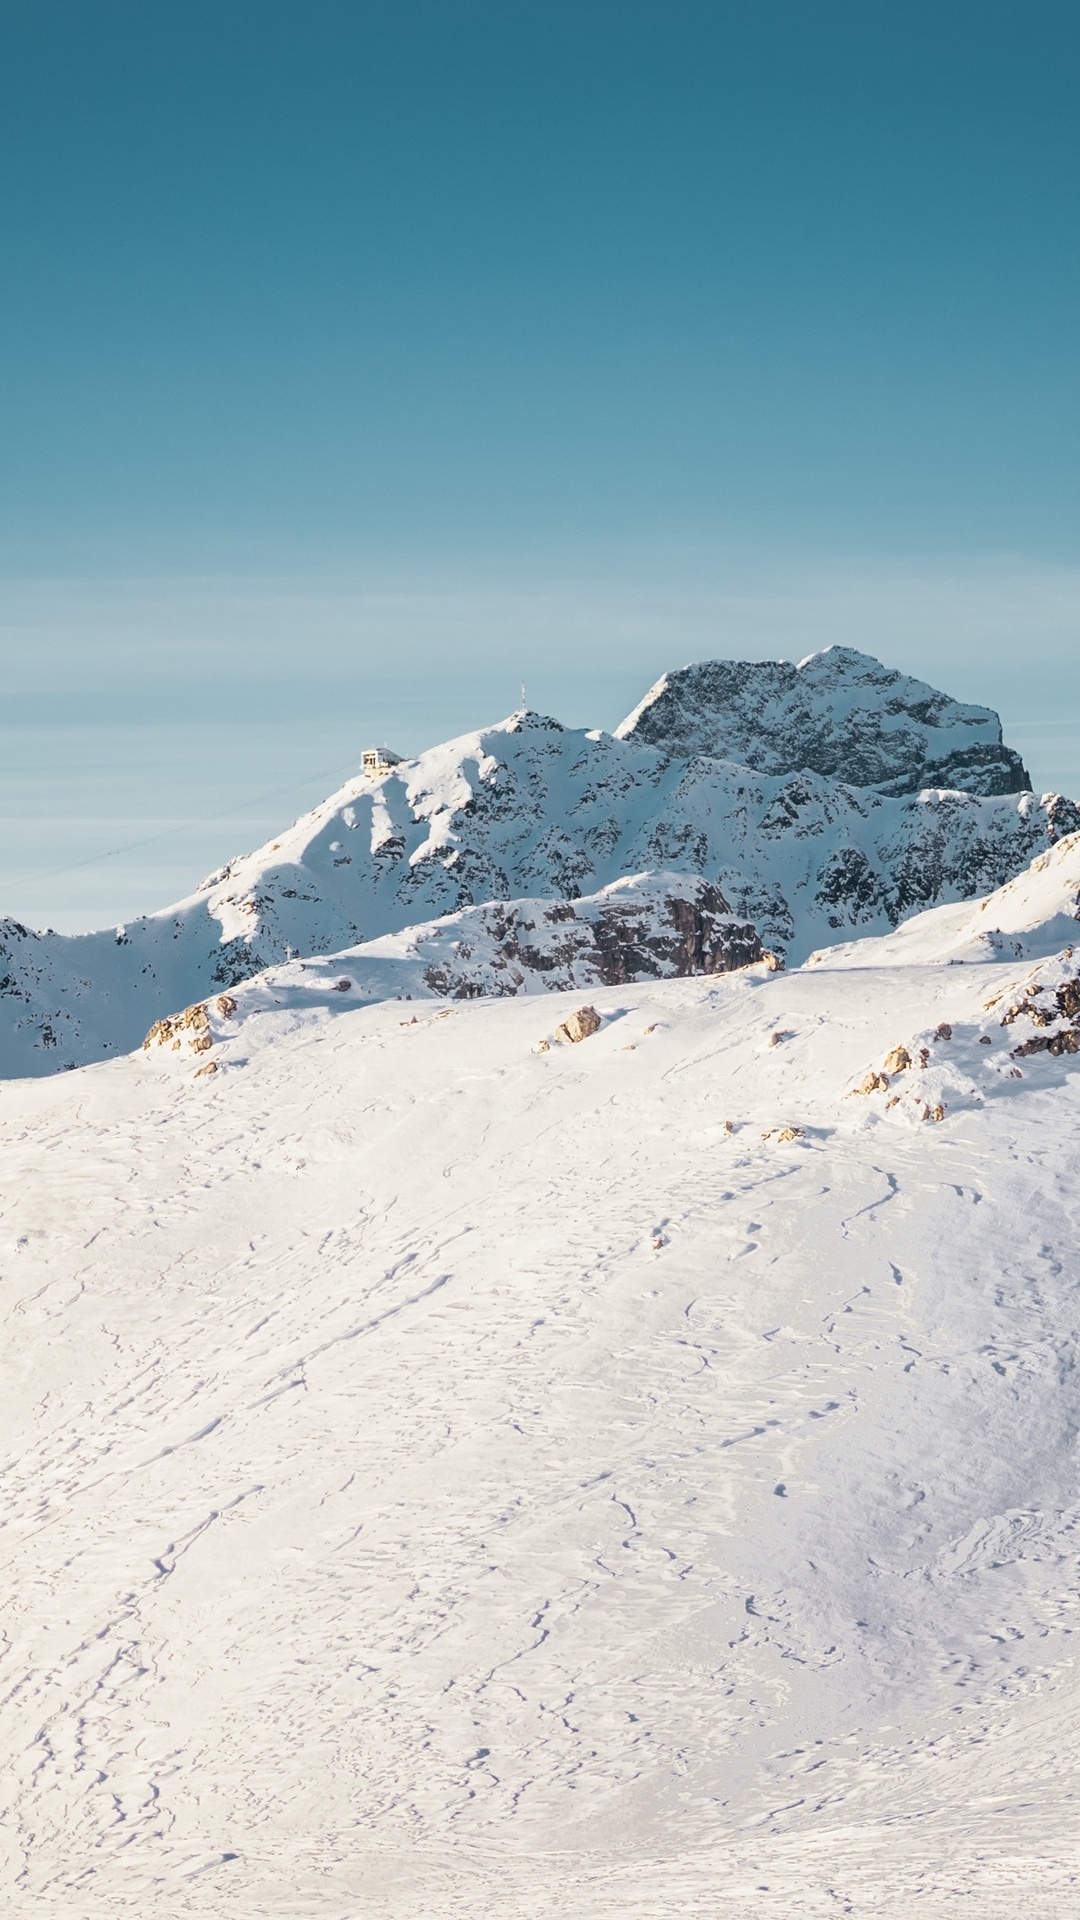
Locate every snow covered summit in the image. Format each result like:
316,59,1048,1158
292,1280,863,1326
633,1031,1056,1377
0,653,1070,1077
616,645,1031,796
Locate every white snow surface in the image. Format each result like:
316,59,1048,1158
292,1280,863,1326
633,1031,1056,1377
4,934,1080,1917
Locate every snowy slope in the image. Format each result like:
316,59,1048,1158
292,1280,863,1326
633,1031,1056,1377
809,828,1080,969
616,645,1031,795
139,872,769,1065
4,950,1080,1917
2,678,1077,1077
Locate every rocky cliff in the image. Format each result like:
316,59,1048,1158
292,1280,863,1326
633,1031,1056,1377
616,646,1031,796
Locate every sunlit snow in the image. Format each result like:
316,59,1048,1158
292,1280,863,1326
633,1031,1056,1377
3,653,1080,1917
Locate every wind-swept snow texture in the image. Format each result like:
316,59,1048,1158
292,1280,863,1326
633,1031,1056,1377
2,650,1077,1077
616,645,1031,796
4,943,1080,1918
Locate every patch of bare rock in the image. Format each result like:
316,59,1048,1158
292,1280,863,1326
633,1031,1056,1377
553,1005,602,1045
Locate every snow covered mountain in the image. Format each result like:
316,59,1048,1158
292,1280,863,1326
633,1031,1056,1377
1,649,1074,1078
6,652,1080,1916
616,645,1031,795
5,903,1080,1916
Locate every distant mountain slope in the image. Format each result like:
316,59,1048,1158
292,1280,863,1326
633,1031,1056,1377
616,645,1031,795
807,828,1080,969
0,655,1073,1078
138,873,770,1067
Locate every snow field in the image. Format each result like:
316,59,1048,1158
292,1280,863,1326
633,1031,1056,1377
2,961,1080,1915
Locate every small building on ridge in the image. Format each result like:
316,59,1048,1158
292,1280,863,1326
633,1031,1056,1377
361,747,404,777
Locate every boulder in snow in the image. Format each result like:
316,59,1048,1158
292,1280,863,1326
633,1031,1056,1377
553,1006,602,1045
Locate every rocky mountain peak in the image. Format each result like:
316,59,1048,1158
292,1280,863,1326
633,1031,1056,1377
615,645,1031,797
1,650,1070,1077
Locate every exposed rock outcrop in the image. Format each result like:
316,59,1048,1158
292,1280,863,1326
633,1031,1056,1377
144,1002,213,1054
840,951,1080,1127
554,1006,602,1045
418,877,764,999
144,994,237,1057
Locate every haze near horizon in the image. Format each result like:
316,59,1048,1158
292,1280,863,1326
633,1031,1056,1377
2,1,1079,927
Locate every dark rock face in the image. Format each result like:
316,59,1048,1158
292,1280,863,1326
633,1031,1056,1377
616,647,1032,797
554,881,765,988
1046,794,1080,843
418,878,765,999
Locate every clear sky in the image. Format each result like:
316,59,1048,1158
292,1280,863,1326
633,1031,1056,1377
3,0,1079,928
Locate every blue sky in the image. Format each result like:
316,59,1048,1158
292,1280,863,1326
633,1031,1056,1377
2,1,1079,927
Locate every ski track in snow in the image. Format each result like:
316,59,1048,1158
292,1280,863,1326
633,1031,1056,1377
2,963,1080,1916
